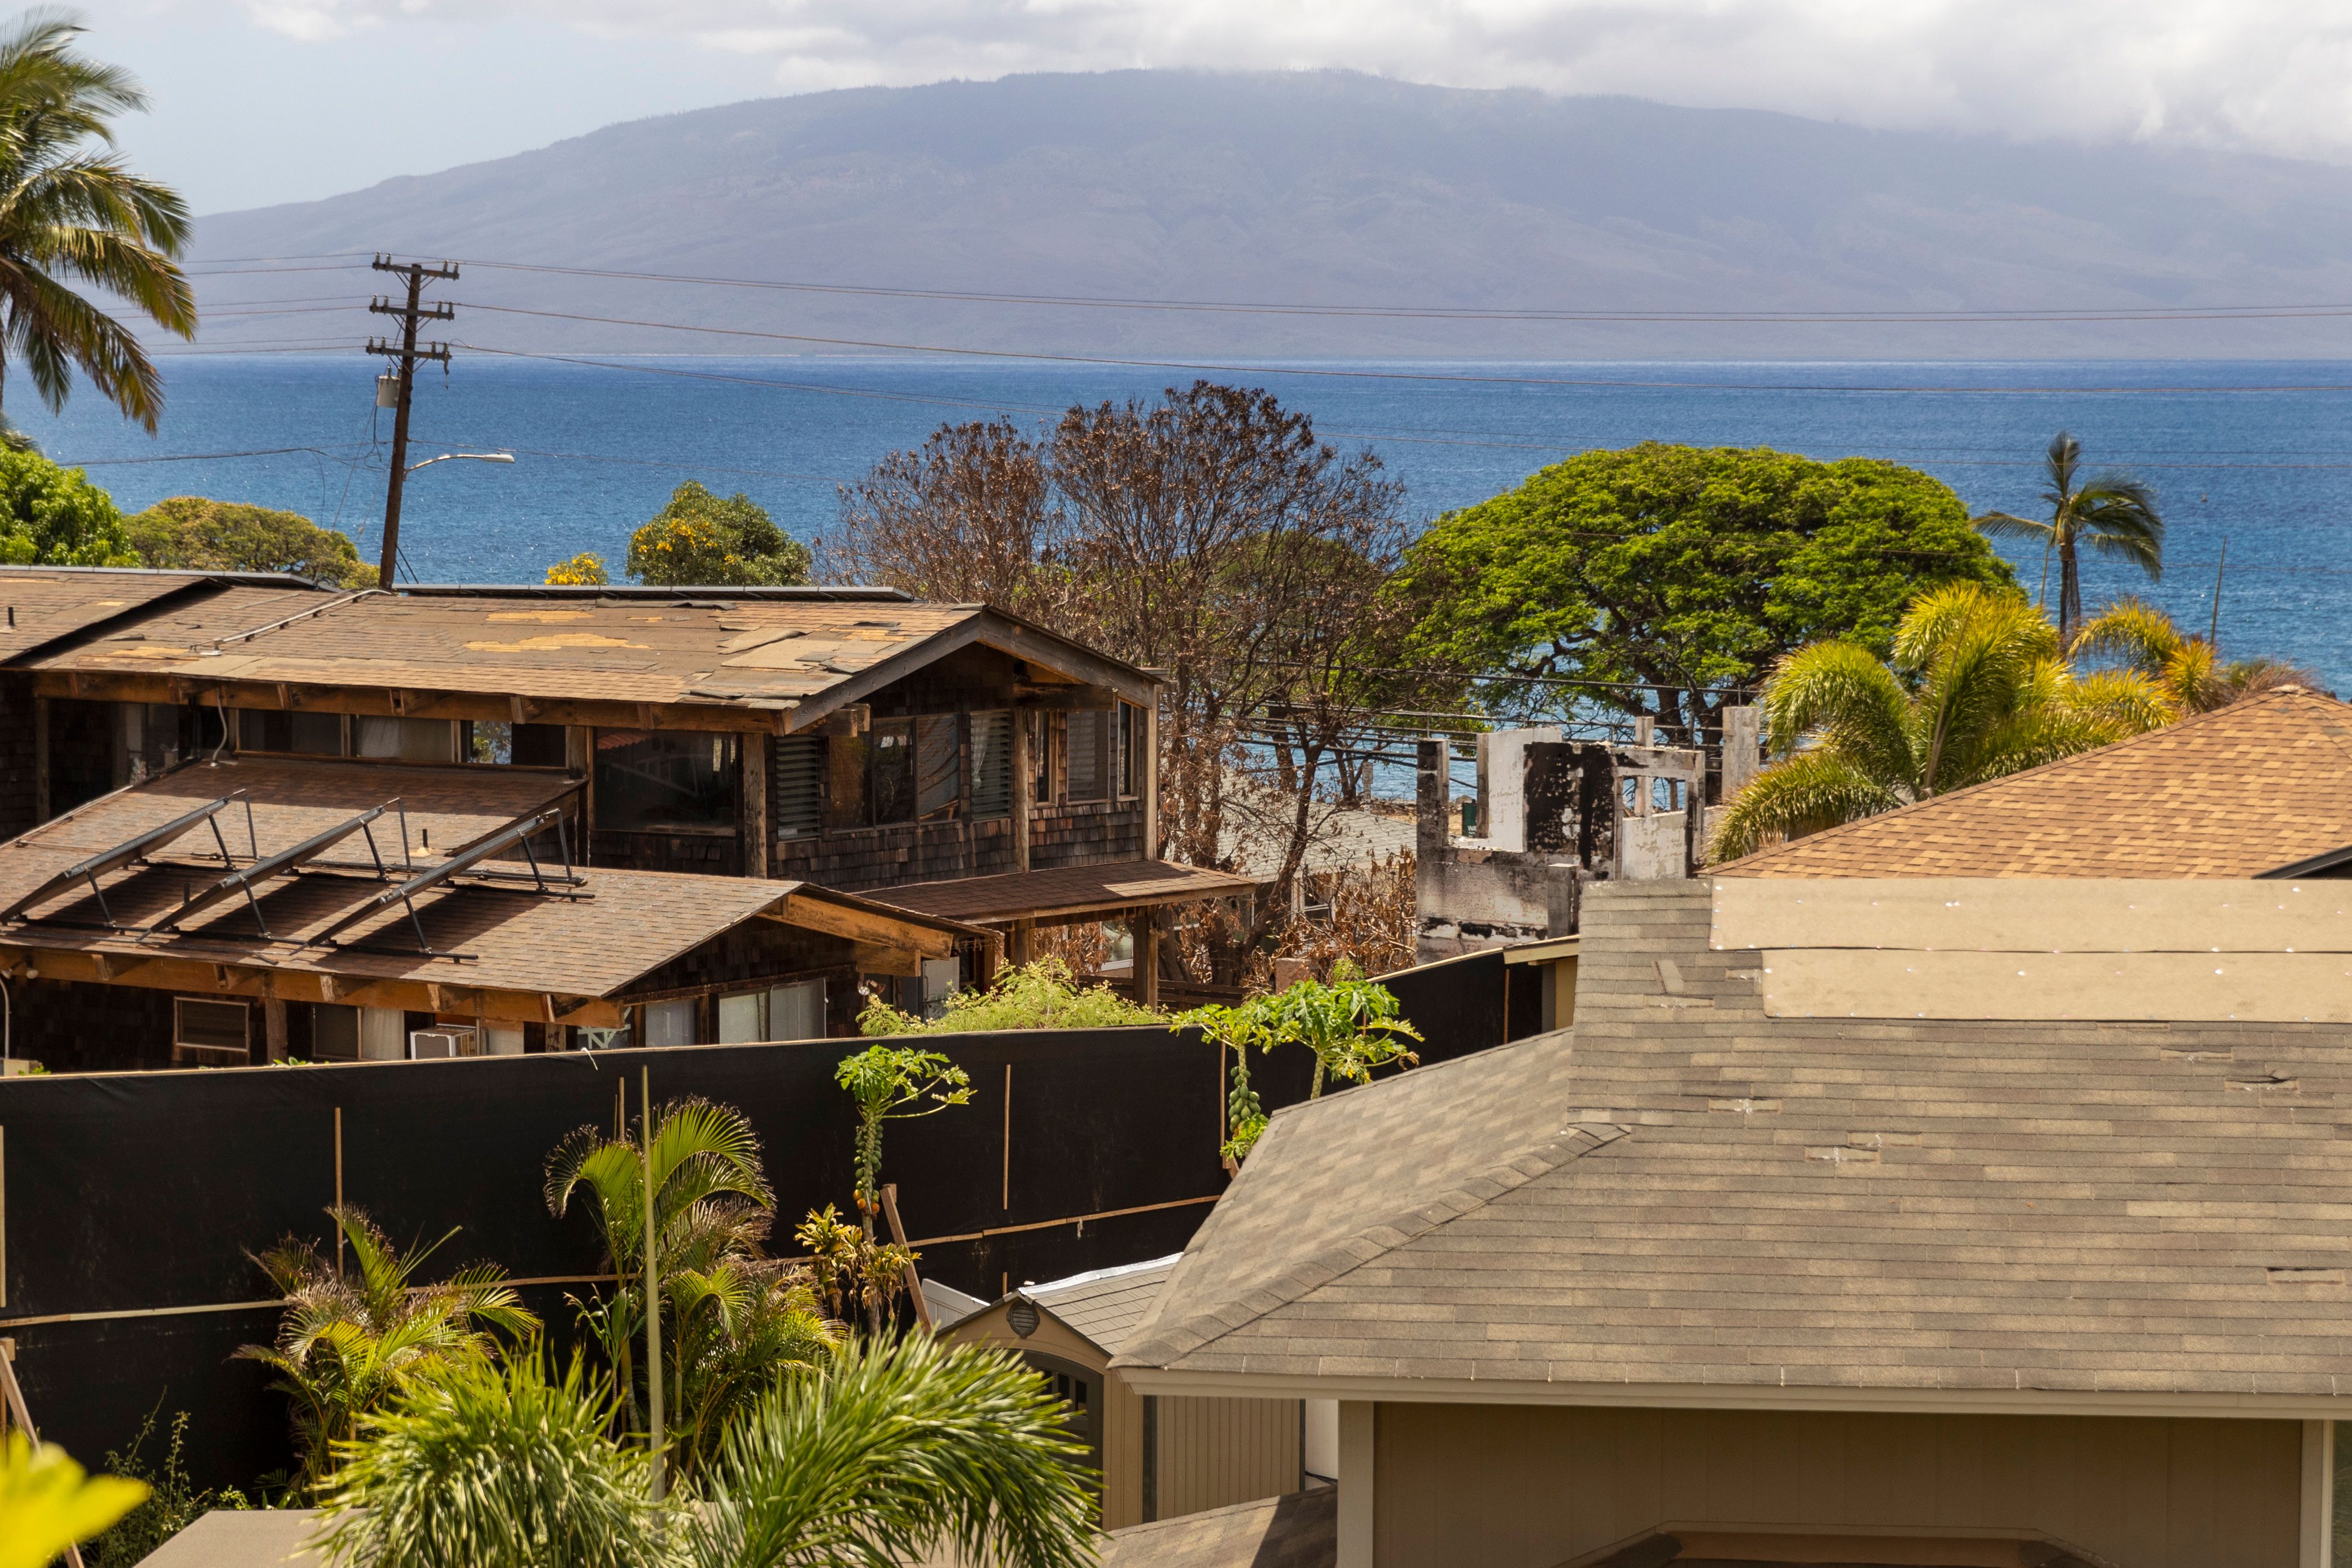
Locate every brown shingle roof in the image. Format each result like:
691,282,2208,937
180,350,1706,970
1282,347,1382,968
1118,879,2352,1405
1718,689,2352,879
1097,1489,1334,1568
865,860,1259,923
0,567,318,660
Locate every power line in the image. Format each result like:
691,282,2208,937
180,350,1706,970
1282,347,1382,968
445,302,2352,395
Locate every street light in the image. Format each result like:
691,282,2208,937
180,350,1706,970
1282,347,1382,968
406,451,516,475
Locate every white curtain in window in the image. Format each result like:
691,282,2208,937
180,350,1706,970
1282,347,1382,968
643,998,698,1048
768,981,825,1041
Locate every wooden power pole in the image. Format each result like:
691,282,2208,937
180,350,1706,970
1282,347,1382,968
366,256,457,588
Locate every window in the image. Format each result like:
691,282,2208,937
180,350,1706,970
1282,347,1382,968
115,702,186,785
715,980,827,1044
969,711,1012,818
774,735,824,838
871,719,917,824
826,734,870,832
312,1003,360,1061
463,720,567,766
237,709,343,756
595,730,739,833
916,715,960,820
173,997,249,1067
356,716,456,763
358,1007,405,1061
640,997,698,1048
1067,710,1110,801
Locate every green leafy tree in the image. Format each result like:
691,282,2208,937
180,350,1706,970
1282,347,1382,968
0,1435,148,1568
687,1333,1097,1568
834,1044,971,1245
628,481,812,586
1190,962,1421,1160
0,446,130,563
858,956,1163,1036
1711,584,2172,860
314,1356,661,1568
0,13,192,432
233,1206,536,1493
1972,431,2163,646
544,1096,835,1477
125,496,374,587
1394,443,2014,743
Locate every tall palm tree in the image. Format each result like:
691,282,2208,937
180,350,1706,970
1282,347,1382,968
0,12,194,433
1711,584,2171,860
545,1096,839,1478
2070,596,2325,715
234,1207,537,1493
1972,430,2163,645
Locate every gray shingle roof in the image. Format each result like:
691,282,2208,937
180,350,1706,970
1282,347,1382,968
1116,879,2352,1402
1026,1255,1183,1355
1097,1488,1334,1568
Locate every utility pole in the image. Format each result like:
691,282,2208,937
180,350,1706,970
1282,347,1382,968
366,255,457,588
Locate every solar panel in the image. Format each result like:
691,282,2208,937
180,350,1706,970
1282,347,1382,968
0,796,235,926
164,804,393,938
305,807,568,956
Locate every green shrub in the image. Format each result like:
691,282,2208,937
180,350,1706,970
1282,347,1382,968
858,958,1164,1036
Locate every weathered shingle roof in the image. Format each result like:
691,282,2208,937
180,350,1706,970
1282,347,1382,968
0,567,318,660
867,860,1259,924
1718,689,2352,879
1097,1488,1334,1568
1118,879,2352,1405
1026,1256,1182,1355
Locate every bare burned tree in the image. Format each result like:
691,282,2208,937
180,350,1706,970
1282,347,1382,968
836,384,1416,986
828,419,1073,627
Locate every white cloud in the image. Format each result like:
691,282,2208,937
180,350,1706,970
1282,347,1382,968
172,0,2352,162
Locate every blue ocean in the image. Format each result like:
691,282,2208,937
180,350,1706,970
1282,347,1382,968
20,354,2352,689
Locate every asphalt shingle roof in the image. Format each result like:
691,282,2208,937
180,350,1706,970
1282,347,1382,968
1118,879,2352,1401
1716,688,2352,879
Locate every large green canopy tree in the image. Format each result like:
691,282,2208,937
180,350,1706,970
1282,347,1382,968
1394,443,2015,744
0,13,192,433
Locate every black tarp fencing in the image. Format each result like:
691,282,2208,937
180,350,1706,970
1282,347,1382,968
0,958,1532,1491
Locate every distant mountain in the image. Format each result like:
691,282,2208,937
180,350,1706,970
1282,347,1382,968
191,70,2352,358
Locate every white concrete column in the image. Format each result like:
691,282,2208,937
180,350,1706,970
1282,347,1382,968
2303,1419,2334,1568
1338,1400,1375,1568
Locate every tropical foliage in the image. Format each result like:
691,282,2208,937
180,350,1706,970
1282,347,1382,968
1711,584,2171,860
1972,431,2164,645
792,1206,920,1344
2070,596,2321,714
545,549,610,585
1393,442,2014,744
0,12,192,432
126,496,375,588
628,481,811,587
314,1356,661,1568
833,1044,972,1237
858,956,1163,1035
0,445,130,564
686,1333,1097,1568
87,1407,251,1567
1190,961,1422,1160
544,1096,838,1477
233,1207,536,1492
0,1434,148,1568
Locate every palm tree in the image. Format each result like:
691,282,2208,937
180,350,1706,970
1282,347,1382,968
687,1333,1099,1568
1711,584,2171,860
234,1207,537,1493
545,1096,839,1478
0,13,193,433
1971,430,2163,645
312,1356,660,1568
2070,596,2324,714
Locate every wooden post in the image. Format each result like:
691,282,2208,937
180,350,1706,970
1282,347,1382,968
262,996,288,1063
567,725,594,865
1136,907,1159,1009
332,1107,344,1279
642,1064,664,1504
878,1183,934,1332
1143,696,1160,860
1011,918,1035,966
1001,1063,1013,1212
739,734,769,879
1011,709,1034,873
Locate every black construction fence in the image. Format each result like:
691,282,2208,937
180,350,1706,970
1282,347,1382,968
0,948,1538,1491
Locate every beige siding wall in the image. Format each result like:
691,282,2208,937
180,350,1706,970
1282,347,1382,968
1157,1394,1302,1519
946,1307,1145,1529
1373,1403,2303,1568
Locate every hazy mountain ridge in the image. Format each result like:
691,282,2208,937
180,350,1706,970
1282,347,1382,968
191,71,2352,358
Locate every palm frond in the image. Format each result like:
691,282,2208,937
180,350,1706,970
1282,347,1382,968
1710,750,1905,861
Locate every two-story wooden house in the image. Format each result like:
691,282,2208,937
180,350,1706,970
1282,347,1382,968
0,567,1254,1067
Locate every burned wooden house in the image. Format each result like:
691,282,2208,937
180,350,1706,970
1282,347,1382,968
0,567,1254,1065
